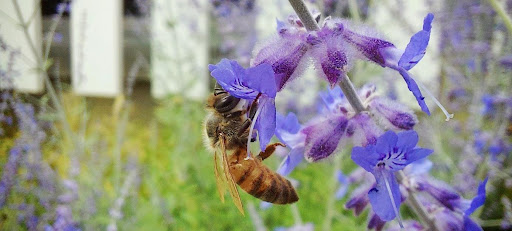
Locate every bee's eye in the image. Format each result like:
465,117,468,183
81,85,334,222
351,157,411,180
214,95,240,113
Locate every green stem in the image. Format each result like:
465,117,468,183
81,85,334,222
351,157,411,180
487,0,512,35
12,0,75,143
397,171,441,231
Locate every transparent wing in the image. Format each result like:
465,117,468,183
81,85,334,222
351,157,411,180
213,149,226,203
220,135,245,215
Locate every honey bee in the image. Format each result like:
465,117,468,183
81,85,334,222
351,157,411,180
203,85,299,215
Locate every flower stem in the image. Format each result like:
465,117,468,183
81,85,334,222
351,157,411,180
397,171,441,231
486,0,512,35
288,0,367,114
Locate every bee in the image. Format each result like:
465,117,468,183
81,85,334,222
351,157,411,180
203,84,299,215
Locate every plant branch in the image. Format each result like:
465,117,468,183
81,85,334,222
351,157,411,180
397,171,441,231
486,0,512,35
12,0,75,142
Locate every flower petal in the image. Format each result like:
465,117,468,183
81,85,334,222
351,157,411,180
396,130,419,153
463,215,483,231
368,171,401,221
375,130,398,155
255,98,276,150
395,67,431,115
464,177,488,216
210,59,259,99
245,63,277,98
398,13,434,70
351,146,379,172
276,147,304,176
404,148,433,165
303,115,348,162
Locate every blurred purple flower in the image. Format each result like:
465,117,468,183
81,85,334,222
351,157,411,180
275,112,305,176
0,146,22,208
335,170,349,200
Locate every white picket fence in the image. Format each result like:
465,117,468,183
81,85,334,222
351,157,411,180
0,0,439,103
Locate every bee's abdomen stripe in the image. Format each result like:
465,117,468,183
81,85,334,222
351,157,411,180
248,171,265,195
253,169,269,198
236,163,254,185
265,176,279,202
274,176,290,203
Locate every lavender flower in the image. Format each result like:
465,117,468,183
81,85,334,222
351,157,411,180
295,85,417,162
351,130,433,225
275,112,305,176
0,146,21,208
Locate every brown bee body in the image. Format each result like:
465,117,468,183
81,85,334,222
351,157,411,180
227,146,298,204
204,89,299,214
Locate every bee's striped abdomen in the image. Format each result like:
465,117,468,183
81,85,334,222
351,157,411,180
231,157,298,204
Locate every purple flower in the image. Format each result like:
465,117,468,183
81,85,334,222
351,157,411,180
302,115,349,162
275,112,305,176
335,170,349,200
209,59,277,150
331,14,436,116
209,59,276,99
253,20,310,91
0,146,21,208
351,130,433,223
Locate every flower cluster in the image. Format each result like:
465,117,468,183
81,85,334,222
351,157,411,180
207,6,489,230
251,13,444,117
274,84,418,170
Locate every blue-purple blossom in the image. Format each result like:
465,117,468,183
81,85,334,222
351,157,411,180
298,84,416,162
209,59,276,99
209,58,277,150
351,130,433,223
335,170,349,200
275,112,305,176
430,178,488,231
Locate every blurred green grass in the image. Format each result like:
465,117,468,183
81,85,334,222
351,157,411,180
1,93,367,231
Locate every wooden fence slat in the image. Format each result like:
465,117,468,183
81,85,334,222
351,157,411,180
71,0,122,97
0,0,43,93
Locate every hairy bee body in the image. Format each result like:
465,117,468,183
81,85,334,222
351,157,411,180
204,91,298,210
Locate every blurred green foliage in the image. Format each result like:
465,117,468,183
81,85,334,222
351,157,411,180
1,94,368,230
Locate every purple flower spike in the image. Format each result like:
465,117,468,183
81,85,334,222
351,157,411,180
351,130,433,223
398,13,434,70
253,20,309,91
303,115,349,162
320,49,348,87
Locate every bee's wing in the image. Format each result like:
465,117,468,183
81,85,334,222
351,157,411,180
220,136,245,215
213,148,226,203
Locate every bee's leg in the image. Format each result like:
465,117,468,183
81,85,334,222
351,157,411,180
257,143,286,161
236,99,259,141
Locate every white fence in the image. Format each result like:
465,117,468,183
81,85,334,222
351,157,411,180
0,0,439,103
